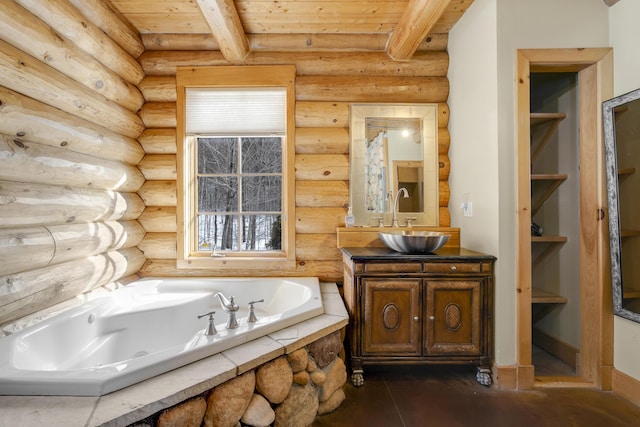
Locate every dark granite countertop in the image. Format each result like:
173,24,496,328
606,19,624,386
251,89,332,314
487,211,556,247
340,246,496,262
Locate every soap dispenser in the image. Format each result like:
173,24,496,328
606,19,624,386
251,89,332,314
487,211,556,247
345,205,355,228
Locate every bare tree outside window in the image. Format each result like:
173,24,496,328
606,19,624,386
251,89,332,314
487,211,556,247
196,137,283,253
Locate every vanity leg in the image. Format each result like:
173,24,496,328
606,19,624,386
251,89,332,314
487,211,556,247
351,369,364,387
350,358,364,386
476,366,492,386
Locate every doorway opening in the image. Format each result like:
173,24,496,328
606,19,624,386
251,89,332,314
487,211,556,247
515,48,613,389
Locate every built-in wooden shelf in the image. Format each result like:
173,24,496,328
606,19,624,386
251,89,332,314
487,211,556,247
618,167,636,184
530,174,568,217
530,112,567,163
621,229,640,240
532,287,568,324
531,235,567,269
623,286,640,300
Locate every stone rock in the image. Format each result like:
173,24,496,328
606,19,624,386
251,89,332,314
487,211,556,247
203,370,255,427
241,393,275,427
306,358,317,373
255,356,293,404
157,397,206,427
308,330,342,368
317,388,346,415
319,357,347,402
287,348,308,373
293,370,310,385
309,369,326,386
274,383,319,427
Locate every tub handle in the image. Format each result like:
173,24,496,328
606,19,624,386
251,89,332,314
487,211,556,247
247,299,264,323
197,311,217,336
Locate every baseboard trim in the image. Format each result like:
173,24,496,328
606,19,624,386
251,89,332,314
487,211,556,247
613,368,640,406
532,327,578,369
494,364,518,389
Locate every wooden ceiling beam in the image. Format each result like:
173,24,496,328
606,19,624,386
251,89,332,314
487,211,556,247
387,0,452,61
195,0,250,61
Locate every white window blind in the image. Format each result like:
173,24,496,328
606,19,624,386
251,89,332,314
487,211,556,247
186,87,286,135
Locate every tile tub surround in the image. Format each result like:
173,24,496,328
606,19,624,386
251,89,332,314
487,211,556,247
0,283,348,427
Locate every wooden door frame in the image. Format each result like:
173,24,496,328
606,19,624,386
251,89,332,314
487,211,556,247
515,48,614,389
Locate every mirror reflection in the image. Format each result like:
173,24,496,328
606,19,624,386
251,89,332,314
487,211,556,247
603,88,640,323
350,104,438,227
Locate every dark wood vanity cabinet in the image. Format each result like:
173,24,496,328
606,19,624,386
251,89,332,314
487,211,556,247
341,247,495,386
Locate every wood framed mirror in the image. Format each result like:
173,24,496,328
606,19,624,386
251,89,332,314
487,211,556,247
603,88,640,323
349,104,439,227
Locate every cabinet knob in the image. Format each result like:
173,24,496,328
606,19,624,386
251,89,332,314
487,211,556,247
413,316,419,321
429,316,435,321
451,265,457,271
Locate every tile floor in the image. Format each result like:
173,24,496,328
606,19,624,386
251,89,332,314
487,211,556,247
313,364,640,427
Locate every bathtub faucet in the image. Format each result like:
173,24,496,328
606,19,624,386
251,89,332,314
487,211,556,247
214,292,239,329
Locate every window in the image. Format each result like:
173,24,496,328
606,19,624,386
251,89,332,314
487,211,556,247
176,66,296,270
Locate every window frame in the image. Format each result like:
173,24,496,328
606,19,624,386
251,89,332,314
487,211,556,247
176,65,296,270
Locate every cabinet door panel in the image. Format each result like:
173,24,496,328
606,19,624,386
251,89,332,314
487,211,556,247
425,280,481,355
362,278,421,355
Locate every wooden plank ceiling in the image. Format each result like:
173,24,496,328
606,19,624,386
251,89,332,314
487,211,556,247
107,0,476,61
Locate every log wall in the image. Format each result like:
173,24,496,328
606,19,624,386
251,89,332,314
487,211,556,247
136,42,452,281
0,0,146,329
0,2,453,327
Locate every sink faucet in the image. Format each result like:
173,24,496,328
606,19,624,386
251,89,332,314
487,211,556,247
214,292,239,329
391,187,409,227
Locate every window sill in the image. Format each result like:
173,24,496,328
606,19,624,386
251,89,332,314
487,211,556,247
177,257,296,271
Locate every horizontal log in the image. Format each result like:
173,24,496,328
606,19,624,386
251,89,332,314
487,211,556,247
138,232,177,259
0,87,144,165
296,75,449,103
139,50,448,77
296,181,349,207
138,154,177,180
67,0,145,58
440,181,450,207
0,221,145,276
137,258,342,283
137,180,177,207
439,128,450,155
0,1,144,112
141,33,448,52
296,234,341,261
15,0,144,84
295,102,449,129
137,206,178,232
138,128,177,154
0,226,54,277
0,181,144,228
296,207,345,234
47,221,145,266
138,75,450,107
296,101,350,128
439,207,450,227
0,40,144,139
0,247,146,325
295,127,349,154
439,154,450,181
0,134,144,192
139,76,179,102
139,102,177,128
295,154,350,181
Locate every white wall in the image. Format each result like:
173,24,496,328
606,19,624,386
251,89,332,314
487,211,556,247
609,0,640,382
449,0,610,368
448,0,504,361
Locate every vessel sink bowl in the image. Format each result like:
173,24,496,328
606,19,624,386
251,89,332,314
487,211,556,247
378,230,450,253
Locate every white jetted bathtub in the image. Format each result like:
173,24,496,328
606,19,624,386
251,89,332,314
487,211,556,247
0,277,323,396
